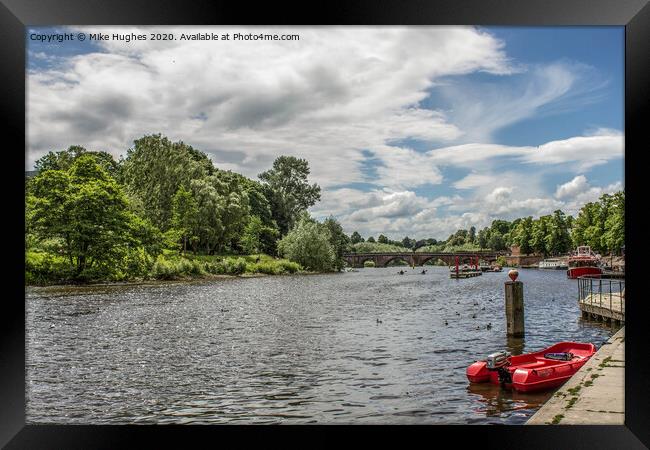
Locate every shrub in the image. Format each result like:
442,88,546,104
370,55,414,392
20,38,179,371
151,256,177,279
363,260,376,267
25,251,76,284
278,260,300,273
277,218,335,271
223,257,247,275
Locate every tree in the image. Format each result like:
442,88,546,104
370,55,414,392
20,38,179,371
377,234,389,244
402,236,415,249
322,216,350,270
350,231,364,244
513,216,534,255
488,232,506,251
367,236,376,243
27,155,161,277
259,156,321,235
240,215,279,255
546,210,572,255
171,186,199,254
277,217,335,271
121,134,211,231
183,174,250,254
468,226,476,244
35,146,120,179
478,228,490,249
603,191,624,253
491,220,512,236
211,171,251,253
531,216,551,256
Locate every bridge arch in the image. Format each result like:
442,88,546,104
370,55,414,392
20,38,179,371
383,255,412,267
358,256,377,266
419,255,449,266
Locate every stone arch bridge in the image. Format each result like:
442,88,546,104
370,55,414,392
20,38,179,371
343,251,507,268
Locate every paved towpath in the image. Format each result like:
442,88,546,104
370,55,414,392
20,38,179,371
526,326,624,425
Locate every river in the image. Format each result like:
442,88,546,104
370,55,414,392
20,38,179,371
25,267,617,424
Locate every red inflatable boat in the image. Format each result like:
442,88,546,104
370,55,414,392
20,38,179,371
466,342,596,392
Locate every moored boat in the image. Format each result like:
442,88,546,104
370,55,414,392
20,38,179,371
567,246,602,279
538,258,568,270
466,341,596,392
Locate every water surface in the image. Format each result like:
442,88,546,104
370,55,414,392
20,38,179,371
26,267,616,424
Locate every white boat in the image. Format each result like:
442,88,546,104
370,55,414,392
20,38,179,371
538,258,568,270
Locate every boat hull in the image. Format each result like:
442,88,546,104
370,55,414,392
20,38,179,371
466,342,596,392
567,266,602,279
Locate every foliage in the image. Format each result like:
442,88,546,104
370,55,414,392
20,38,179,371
350,231,364,244
120,134,211,230
351,242,406,253
26,155,162,281
240,215,279,255
259,156,321,235
277,217,336,271
322,216,351,270
572,191,624,254
363,260,376,267
34,145,121,179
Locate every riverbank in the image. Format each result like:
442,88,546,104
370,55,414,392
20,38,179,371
25,251,306,286
526,326,624,425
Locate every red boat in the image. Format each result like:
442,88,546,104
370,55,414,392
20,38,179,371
466,342,596,392
567,246,603,279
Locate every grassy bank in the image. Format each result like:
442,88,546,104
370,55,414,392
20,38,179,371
26,250,302,286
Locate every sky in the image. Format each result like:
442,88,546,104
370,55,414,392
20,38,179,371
26,26,624,241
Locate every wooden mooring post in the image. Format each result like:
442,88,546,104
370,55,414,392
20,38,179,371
505,269,525,337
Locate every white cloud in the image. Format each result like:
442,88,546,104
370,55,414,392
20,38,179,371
523,132,624,171
555,175,589,199
453,172,498,190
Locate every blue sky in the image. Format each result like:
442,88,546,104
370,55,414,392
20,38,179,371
27,26,624,240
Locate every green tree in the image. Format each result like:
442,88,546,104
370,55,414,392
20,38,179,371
477,228,490,249
322,216,350,270
171,185,199,254
35,146,120,179
468,226,476,244
259,156,321,235
488,232,506,251
603,191,624,253
490,219,512,236
27,155,161,277
513,216,534,255
121,134,210,230
240,215,279,255
546,210,572,255
350,231,364,244
531,216,551,256
367,236,376,243
277,217,335,271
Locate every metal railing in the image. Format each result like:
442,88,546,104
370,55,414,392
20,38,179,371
578,275,625,317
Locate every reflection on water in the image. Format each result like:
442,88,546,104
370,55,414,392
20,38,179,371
26,267,617,424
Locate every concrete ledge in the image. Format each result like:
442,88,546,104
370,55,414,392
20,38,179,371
526,326,624,425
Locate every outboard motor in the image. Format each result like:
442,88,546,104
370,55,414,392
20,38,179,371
486,351,512,385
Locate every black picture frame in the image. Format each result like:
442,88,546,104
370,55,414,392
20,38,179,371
2,0,648,447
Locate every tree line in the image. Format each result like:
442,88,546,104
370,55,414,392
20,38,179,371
25,135,349,283
348,191,624,257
